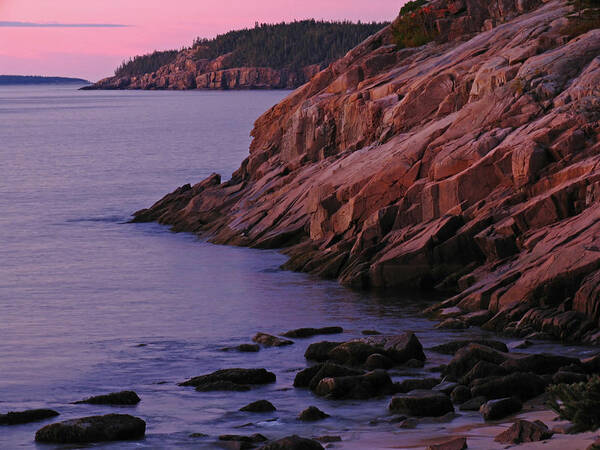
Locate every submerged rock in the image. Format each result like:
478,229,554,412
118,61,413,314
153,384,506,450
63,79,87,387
389,390,454,417
298,406,329,421
314,370,395,399
253,333,293,347
35,414,146,443
180,368,276,392
74,391,141,405
494,419,553,444
240,400,276,413
282,327,343,338
258,435,324,449
0,409,59,425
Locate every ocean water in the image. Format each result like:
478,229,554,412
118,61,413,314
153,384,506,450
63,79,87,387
0,86,595,449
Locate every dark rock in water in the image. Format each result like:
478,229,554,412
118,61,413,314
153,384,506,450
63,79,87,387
35,414,146,443
294,365,324,388
306,362,363,391
430,340,508,355
395,378,441,394
459,396,486,411
480,397,522,420
220,433,268,442
253,333,293,347
494,419,553,444
552,371,588,384
365,353,394,370
314,370,394,399
327,341,382,365
404,358,425,368
426,436,468,450
450,385,471,404
389,390,454,417
74,391,141,405
470,372,546,401
459,361,508,385
195,381,252,392
180,368,276,388
0,409,59,425
316,435,341,443
444,344,508,380
378,332,426,364
362,330,381,335
282,327,343,338
237,344,261,352
298,406,329,421
436,318,468,330
190,432,209,438
240,400,276,413
258,435,324,449
304,341,343,362
433,381,459,395
501,353,580,375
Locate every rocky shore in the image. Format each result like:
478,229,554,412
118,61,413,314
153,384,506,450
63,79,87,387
132,0,600,344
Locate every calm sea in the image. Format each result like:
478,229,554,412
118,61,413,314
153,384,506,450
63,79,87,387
0,86,592,449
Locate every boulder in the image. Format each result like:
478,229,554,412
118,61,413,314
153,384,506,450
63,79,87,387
180,368,276,389
501,354,580,375
426,437,468,450
470,372,546,401
459,396,487,411
74,391,141,405
429,340,508,355
253,333,293,347
314,370,395,399
240,400,276,413
327,341,381,365
494,419,553,444
35,414,145,443
295,362,363,390
480,397,522,420
282,327,343,338
220,433,268,449
450,385,471,404
459,361,508,385
0,409,59,425
379,332,426,363
258,435,324,450
195,381,251,392
444,344,508,380
395,378,441,394
365,353,395,369
298,406,329,421
304,341,342,362
389,390,454,417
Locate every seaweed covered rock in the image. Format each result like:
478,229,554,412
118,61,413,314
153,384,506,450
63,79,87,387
35,414,146,443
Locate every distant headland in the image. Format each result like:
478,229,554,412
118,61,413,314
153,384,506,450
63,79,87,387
0,75,90,85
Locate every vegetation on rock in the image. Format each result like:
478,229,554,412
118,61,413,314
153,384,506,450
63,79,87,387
548,376,600,432
392,1,440,48
114,20,387,77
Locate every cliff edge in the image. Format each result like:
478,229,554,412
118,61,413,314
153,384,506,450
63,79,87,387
133,0,600,343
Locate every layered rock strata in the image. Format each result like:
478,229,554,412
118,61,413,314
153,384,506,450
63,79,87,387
133,0,600,343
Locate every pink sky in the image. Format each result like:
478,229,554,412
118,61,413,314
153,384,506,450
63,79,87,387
0,0,403,81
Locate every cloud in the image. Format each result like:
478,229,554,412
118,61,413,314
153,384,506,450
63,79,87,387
0,21,129,28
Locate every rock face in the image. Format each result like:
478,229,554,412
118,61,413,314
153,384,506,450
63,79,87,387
35,414,146,443
133,0,600,343
88,59,322,91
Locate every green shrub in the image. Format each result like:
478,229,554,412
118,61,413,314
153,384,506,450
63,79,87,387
400,0,428,16
547,375,600,432
392,4,440,49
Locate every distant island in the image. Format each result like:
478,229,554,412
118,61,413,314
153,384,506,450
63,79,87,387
0,75,90,85
84,20,388,90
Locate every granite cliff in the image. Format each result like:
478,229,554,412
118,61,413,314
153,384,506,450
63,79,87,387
133,0,600,343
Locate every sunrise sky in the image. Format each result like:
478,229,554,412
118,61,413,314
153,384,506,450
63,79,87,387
0,0,402,81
